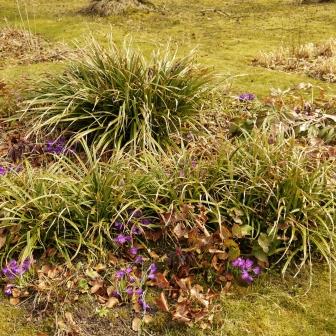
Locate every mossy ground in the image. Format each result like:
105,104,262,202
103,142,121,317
0,297,37,336
0,0,336,335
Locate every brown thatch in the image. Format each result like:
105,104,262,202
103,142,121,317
81,0,156,16
0,27,69,66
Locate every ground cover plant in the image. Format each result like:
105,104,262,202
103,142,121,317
0,0,336,335
253,38,336,83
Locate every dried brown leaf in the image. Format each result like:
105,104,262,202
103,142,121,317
156,292,170,312
106,297,119,308
132,317,142,332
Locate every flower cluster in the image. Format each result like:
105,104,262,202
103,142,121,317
0,165,23,176
114,249,158,312
238,93,256,102
0,166,7,176
232,257,261,284
113,209,153,248
45,138,66,154
147,263,157,280
2,258,32,280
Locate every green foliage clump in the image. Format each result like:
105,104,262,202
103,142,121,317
0,128,335,275
210,130,336,274
24,37,214,152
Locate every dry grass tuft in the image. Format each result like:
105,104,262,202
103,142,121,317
0,27,69,66
253,38,336,82
81,0,156,16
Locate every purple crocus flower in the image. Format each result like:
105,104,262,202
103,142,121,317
147,263,157,280
115,270,126,279
125,287,133,295
46,138,66,154
148,273,156,280
4,284,14,296
2,260,21,279
138,297,150,312
131,226,142,235
253,266,261,275
125,267,133,274
115,234,131,245
129,276,136,283
135,288,143,296
129,247,138,256
241,270,254,284
140,218,151,226
114,221,124,231
244,259,254,270
238,93,256,102
111,291,121,299
0,166,7,176
149,263,157,273
232,258,244,268
22,258,32,272
134,256,144,264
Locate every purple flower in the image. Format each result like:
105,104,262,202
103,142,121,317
244,259,254,270
232,258,244,269
191,160,197,168
252,266,261,275
241,270,254,284
138,297,150,312
131,226,142,235
238,93,256,102
116,270,126,279
22,258,32,272
149,263,157,273
2,260,22,279
129,247,138,256
140,218,151,226
0,166,7,176
125,287,133,295
115,234,131,245
46,138,66,154
114,221,124,231
134,256,144,264
111,291,121,299
147,263,157,280
129,276,136,283
4,284,14,296
135,288,143,296
125,267,133,274
148,273,156,280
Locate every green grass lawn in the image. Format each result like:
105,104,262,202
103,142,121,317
1,0,336,95
0,0,336,335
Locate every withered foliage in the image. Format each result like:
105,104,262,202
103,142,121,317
0,28,70,66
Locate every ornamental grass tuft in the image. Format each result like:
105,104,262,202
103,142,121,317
23,36,215,152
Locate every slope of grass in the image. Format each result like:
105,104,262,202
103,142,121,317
0,0,336,95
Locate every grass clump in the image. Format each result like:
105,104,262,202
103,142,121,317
23,37,214,152
0,129,335,275
253,38,336,82
81,0,156,16
210,130,336,274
